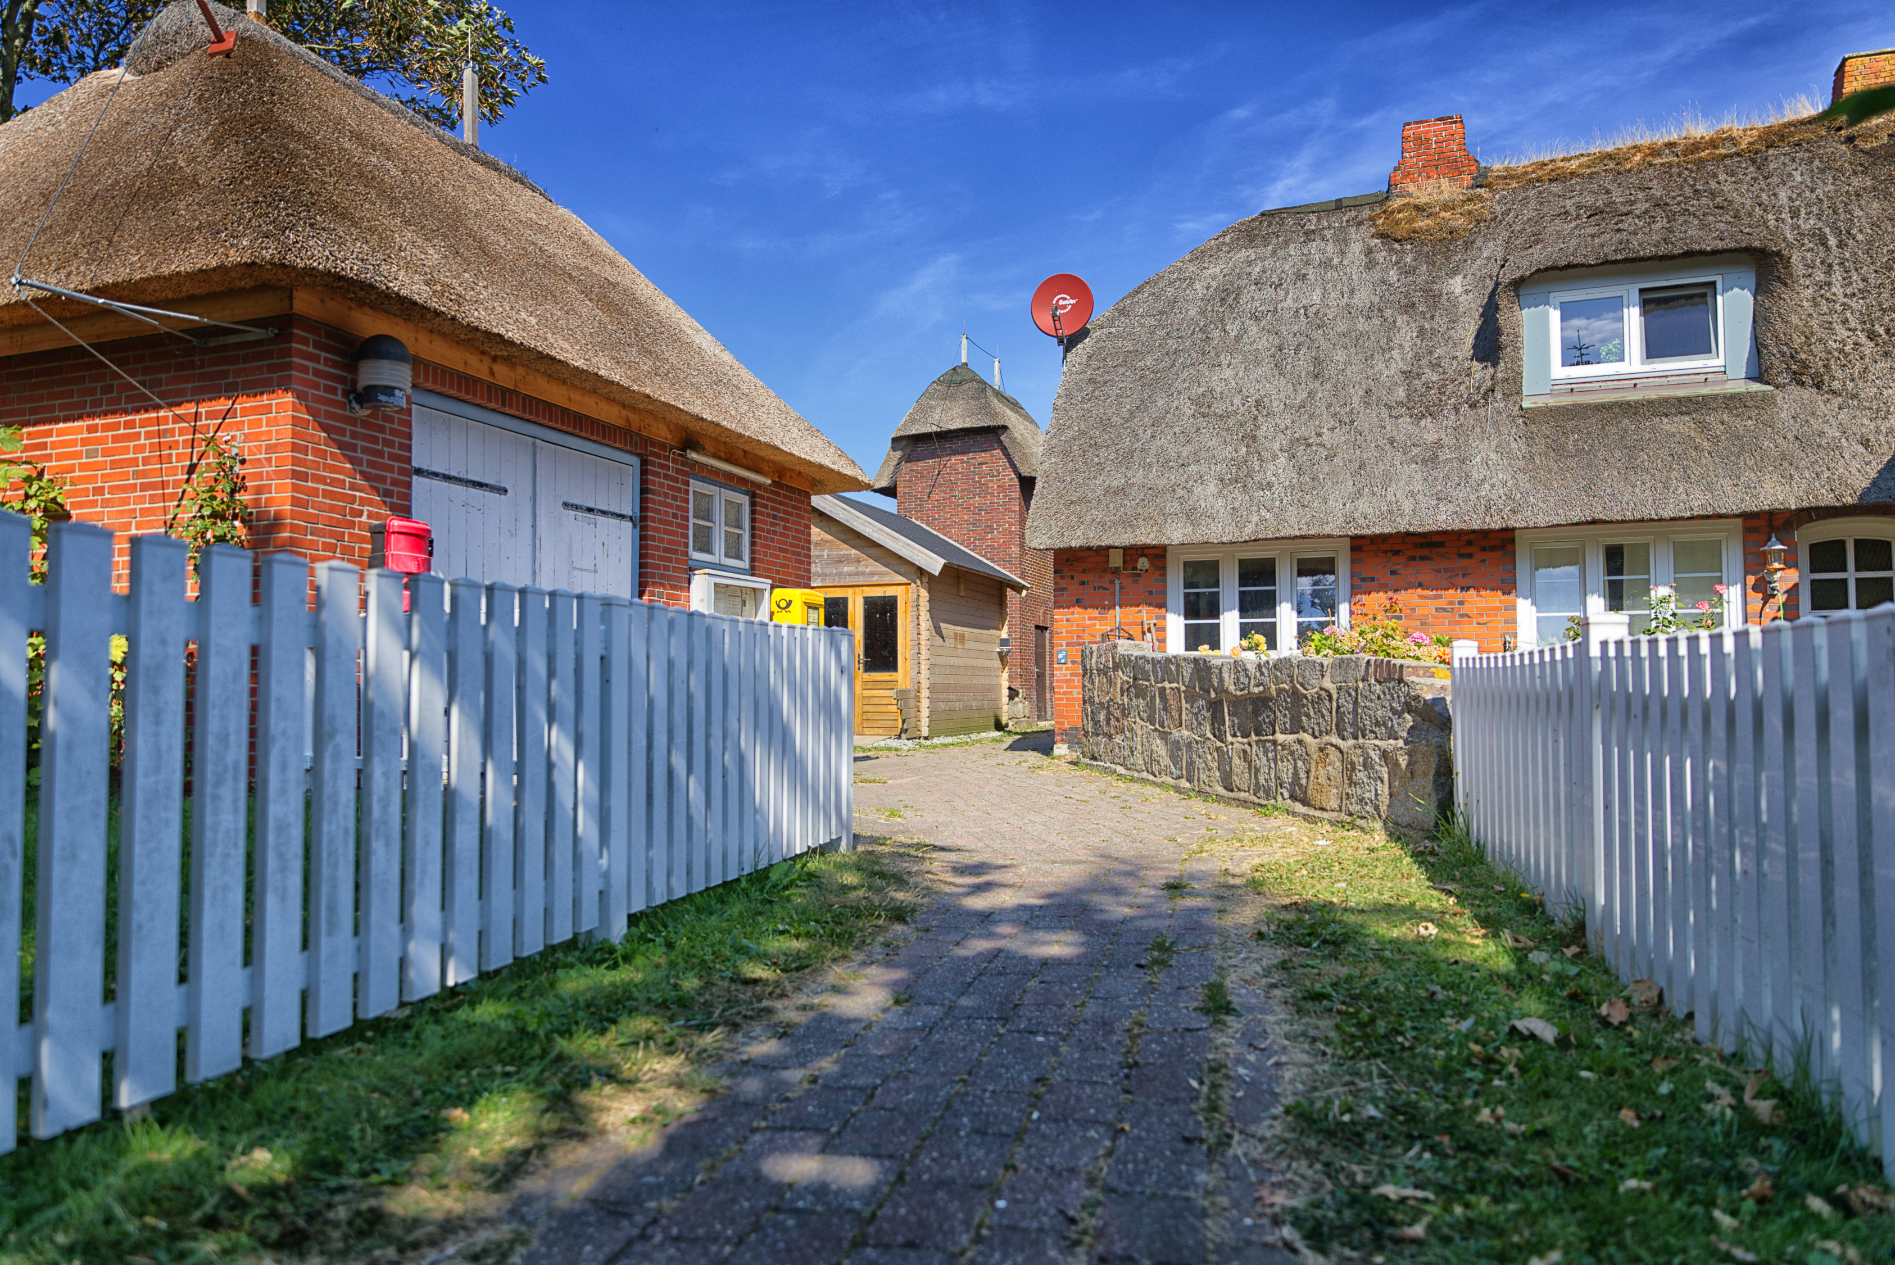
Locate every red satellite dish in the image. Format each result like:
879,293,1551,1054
1031,274,1094,339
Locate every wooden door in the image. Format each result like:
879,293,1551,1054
822,585,908,735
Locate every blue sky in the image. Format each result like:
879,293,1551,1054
25,1,1888,484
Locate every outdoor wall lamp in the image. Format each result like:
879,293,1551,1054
1762,533,1789,607
349,335,413,415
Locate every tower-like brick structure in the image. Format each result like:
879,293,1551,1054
873,364,1053,719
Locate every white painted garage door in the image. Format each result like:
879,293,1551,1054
411,399,640,599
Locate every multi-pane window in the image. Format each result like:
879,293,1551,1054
1552,276,1722,381
1237,558,1277,649
1519,525,1740,646
690,481,750,568
1805,536,1895,613
1168,543,1349,653
1182,559,1222,650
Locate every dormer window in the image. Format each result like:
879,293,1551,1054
1554,278,1721,380
1519,254,1765,406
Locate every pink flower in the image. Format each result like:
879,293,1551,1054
1408,632,1429,644
1713,584,1728,595
1696,601,1710,611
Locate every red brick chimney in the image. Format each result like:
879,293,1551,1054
1833,48,1895,103
1389,114,1479,193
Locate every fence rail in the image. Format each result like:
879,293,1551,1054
1452,611,1895,1176
0,517,854,1153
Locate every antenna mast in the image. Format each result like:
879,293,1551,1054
461,17,479,147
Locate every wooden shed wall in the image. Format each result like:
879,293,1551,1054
926,568,1007,735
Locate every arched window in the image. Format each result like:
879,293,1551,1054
1798,518,1895,615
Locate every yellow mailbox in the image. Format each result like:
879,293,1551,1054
771,587,826,626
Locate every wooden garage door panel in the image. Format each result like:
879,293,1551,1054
536,443,638,599
413,405,534,587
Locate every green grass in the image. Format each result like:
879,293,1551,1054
1248,815,1895,1264
0,844,924,1265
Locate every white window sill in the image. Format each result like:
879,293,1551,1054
1523,377,1772,409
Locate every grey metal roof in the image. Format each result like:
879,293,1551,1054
813,495,1028,592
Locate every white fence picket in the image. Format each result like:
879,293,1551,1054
547,592,577,945
32,522,114,1138
307,561,362,1039
1457,610,1895,1178
574,594,603,934
483,585,519,971
515,588,550,956
444,580,486,987
251,551,309,1060
358,569,405,1018
405,573,448,1001
0,513,25,1155
114,535,189,1108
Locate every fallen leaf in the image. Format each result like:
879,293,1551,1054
1416,922,1439,939
1493,885,1506,893
1599,997,1632,1027
1630,979,1664,1010
1712,1239,1759,1263
1711,1208,1741,1231
1512,1017,1560,1046
1426,984,1445,1000
1618,1107,1642,1128
1255,1183,1294,1209
1650,1057,1679,1073
1503,1121,1527,1136
1812,1238,1863,1265
1475,1106,1503,1125
1431,883,1462,894
1394,1220,1430,1242
1527,950,1552,966
1835,1183,1894,1216
1804,1194,1837,1219
1371,1184,1436,1203
1527,1253,1563,1265
1506,931,1537,949
1742,1175,1773,1203
441,1107,471,1124
1548,1162,1578,1182
1743,1078,1784,1125
1562,945,1584,959
1620,1178,1654,1192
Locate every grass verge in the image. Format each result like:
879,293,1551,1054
1244,816,1895,1263
0,843,926,1265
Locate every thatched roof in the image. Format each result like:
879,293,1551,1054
0,1,867,493
1026,121,1895,549
872,364,1043,494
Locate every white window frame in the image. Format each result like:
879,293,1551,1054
1165,540,1350,654
1549,273,1726,383
1513,520,1745,647
689,568,771,619
1795,517,1895,615
689,478,751,570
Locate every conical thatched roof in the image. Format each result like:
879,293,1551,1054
0,1,867,493
872,364,1043,493
1026,118,1895,549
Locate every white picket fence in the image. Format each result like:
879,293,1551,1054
0,517,855,1153
1452,610,1895,1175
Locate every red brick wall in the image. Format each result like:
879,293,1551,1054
895,431,1052,714
4,315,810,601
1833,49,1895,102
1050,546,1167,744
1350,530,1515,650
1389,114,1479,191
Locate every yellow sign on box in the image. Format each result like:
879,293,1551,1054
771,588,826,626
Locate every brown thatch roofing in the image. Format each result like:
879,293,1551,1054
0,1,867,493
1026,121,1895,549
872,363,1043,494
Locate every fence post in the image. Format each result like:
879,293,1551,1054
1449,640,1478,819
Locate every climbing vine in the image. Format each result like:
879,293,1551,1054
172,433,251,573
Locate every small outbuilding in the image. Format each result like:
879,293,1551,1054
811,494,1026,738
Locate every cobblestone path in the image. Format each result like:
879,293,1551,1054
521,735,1295,1265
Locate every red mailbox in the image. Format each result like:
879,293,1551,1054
380,516,432,574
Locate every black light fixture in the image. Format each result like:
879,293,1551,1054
350,335,413,415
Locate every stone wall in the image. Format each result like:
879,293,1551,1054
1078,642,1454,831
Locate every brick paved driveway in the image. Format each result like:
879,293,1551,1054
521,734,1294,1265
